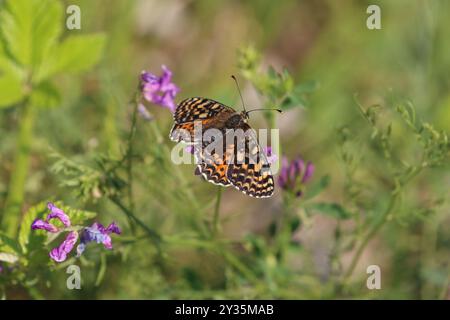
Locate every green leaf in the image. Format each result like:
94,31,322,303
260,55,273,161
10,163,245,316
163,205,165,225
281,68,294,92
267,66,277,79
37,34,106,80
62,205,97,225
18,202,47,254
279,80,319,110
294,80,320,95
30,81,60,108
0,231,21,254
0,72,23,107
303,175,330,200
0,0,63,68
279,94,304,110
19,201,97,254
308,202,352,220
0,39,24,78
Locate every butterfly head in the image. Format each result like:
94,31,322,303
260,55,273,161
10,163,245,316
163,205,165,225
231,75,282,121
241,111,250,122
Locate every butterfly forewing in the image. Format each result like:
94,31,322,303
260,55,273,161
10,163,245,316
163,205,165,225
173,97,234,123
170,97,234,143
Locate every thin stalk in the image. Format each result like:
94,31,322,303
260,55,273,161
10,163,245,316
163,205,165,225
125,99,138,234
166,235,259,284
343,194,398,283
149,121,199,208
276,193,294,264
149,120,208,237
221,250,259,284
2,99,35,237
110,196,161,250
343,166,423,284
212,187,222,236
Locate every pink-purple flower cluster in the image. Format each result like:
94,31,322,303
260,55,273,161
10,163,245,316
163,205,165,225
140,65,180,113
278,156,314,197
76,222,121,257
31,203,121,263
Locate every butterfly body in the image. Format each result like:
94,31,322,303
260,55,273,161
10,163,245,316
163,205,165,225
170,97,274,198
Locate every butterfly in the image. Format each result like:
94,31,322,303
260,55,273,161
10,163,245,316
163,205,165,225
169,96,275,198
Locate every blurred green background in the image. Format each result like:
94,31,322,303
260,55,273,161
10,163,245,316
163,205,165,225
0,0,449,299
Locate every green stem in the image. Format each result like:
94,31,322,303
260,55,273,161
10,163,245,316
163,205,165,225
2,100,35,237
165,235,259,284
110,196,162,250
212,187,222,236
343,166,423,284
149,120,208,237
343,194,398,283
221,250,259,284
125,98,139,234
276,194,294,263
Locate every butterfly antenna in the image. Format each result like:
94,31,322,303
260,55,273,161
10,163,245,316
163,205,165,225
246,108,282,114
231,75,247,113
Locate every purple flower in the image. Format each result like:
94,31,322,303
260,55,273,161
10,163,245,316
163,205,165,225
31,219,59,233
140,65,180,113
278,156,314,197
49,231,79,263
76,222,121,257
46,202,71,227
31,202,71,233
263,146,278,164
30,202,121,263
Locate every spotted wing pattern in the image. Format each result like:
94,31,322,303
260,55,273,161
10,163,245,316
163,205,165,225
169,97,275,198
170,97,234,143
193,138,234,186
174,97,234,123
226,127,274,198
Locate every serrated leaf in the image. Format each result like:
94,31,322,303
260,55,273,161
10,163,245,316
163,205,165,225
37,34,106,80
308,202,352,220
0,0,63,68
30,81,61,108
18,202,47,254
62,205,97,225
19,201,97,254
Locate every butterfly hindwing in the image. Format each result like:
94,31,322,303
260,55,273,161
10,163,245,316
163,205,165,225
193,138,234,186
196,163,230,186
226,126,274,198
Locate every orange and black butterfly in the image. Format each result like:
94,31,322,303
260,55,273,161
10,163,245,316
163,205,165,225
169,78,279,198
